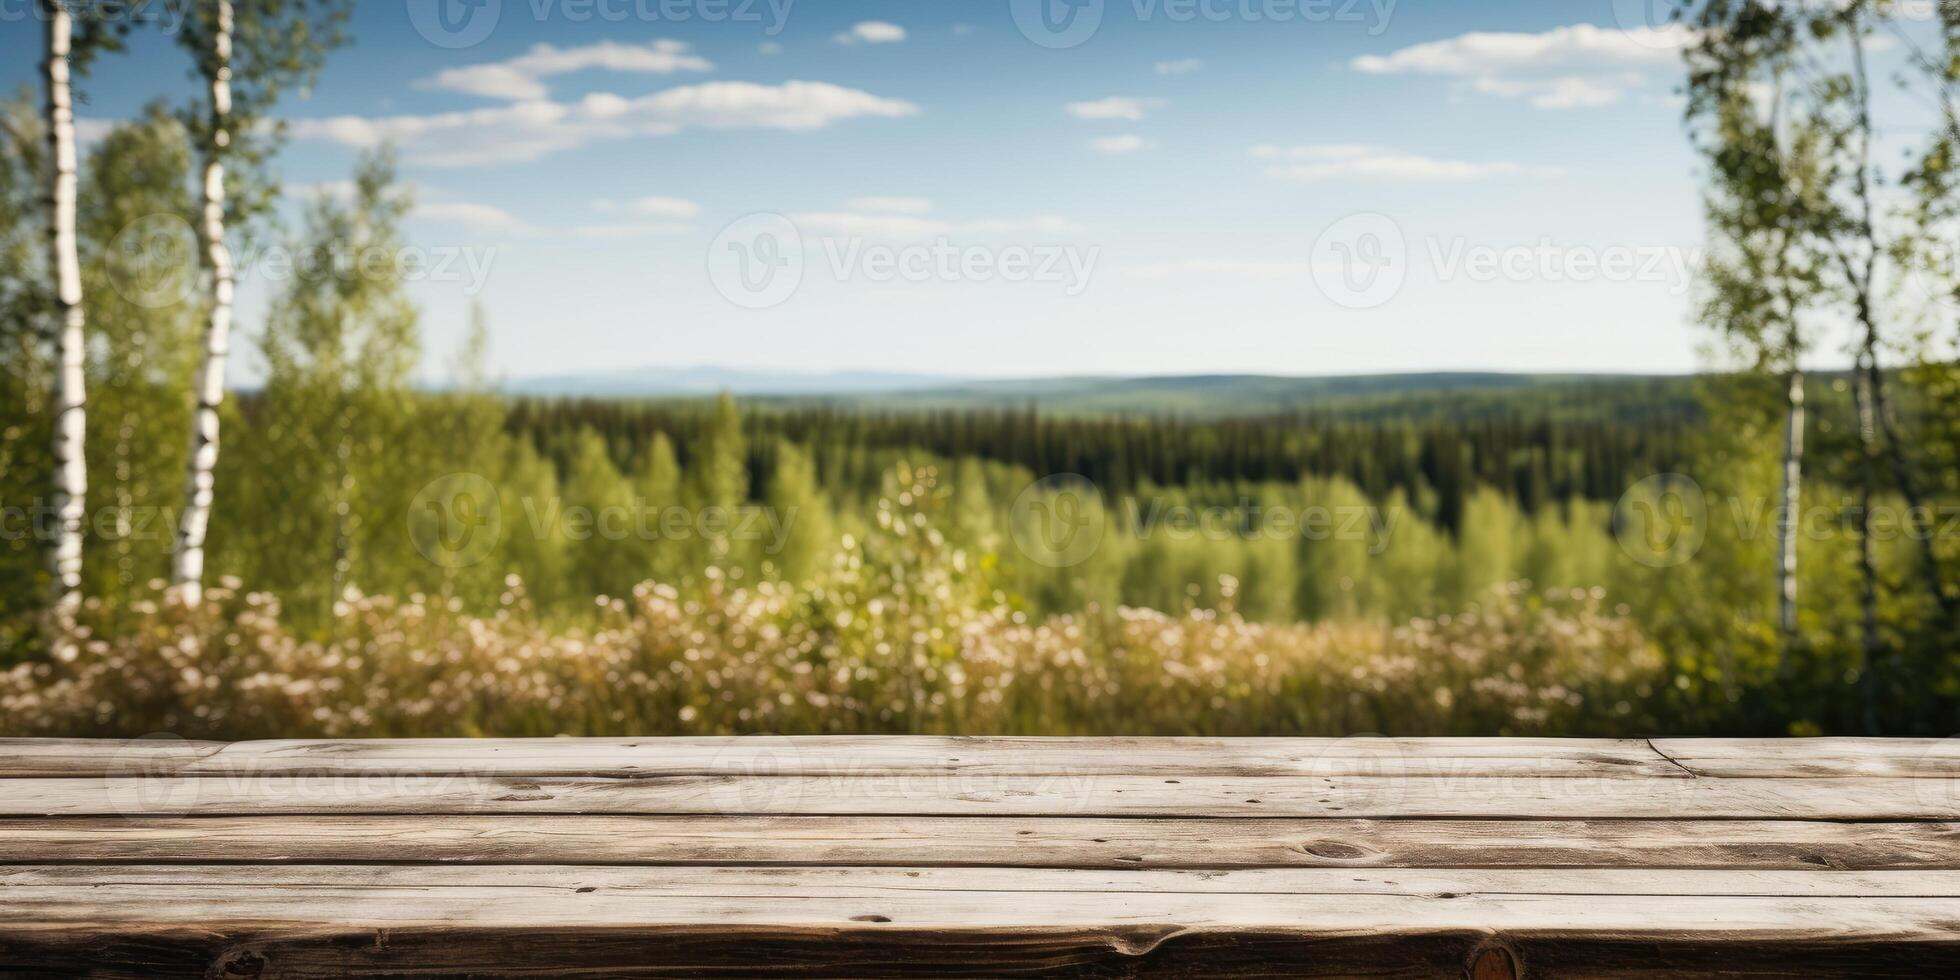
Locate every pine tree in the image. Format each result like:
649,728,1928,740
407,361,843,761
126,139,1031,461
766,439,833,585
632,432,686,586
687,392,749,568
562,427,642,599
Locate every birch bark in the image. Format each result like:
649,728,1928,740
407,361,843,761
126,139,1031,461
172,0,234,605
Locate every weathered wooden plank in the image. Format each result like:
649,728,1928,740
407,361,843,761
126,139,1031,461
5,866,1959,979
1653,737,1960,778
0,736,1684,778
5,815,1956,870
2,927,1493,980
5,773,1955,819
3,926,1953,980
10,863,1960,897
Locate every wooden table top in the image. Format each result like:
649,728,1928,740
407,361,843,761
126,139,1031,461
2,736,1958,977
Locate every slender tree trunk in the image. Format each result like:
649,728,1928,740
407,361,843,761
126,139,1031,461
1775,367,1804,637
328,397,354,623
1864,352,1955,623
42,0,87,610
172,0,233,606
1841,56,1952,623
1853,353,1883,736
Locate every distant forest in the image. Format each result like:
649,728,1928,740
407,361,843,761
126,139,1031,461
503,387,1702,533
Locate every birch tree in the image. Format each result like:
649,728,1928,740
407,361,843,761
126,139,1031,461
1686,0,1828,644
1812,3,1957,633
40,1,86,608
171,0,350,604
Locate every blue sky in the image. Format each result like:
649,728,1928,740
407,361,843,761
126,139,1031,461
3,1,1787,381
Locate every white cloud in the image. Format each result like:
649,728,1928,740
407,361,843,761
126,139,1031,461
290,81,920,167
758,42,783,56
836,21,906,44
1155,59,1202,76
569,221,691,238
417,201,530,231
1065,96,1160,121
416,199,689,238
418,40,712,101
1353,24,1689,75
1472,75,1630,109
1091,134,1149,154
1351,23,1691,110
789,212,1082,241
625,196,701,218
845,196,933,214
1123,258,1316,280
1252,144,1561,182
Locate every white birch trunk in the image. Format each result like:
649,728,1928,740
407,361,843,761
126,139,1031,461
43,1,87,610
1775,370,1803,636
172,0,233,606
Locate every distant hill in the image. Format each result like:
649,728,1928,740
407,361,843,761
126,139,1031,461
503,366,965,398
502,367,1704,421
843,373,1693,418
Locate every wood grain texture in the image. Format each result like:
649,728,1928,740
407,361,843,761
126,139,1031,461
0,735,1683,778
8,928,1955,980
5,867,1960,976
1651,737,1960,777
4,737,1958,978
5,772,1955,818
5,815,1957,870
